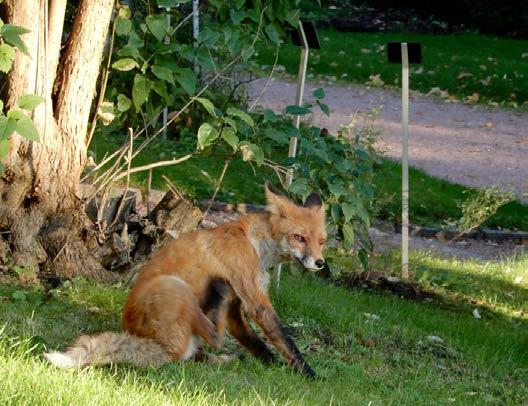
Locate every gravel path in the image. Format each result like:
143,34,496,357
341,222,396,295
249,79,528,203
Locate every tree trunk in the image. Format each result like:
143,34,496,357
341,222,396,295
0,0,115,280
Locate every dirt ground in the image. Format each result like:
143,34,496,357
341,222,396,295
248,78,528,203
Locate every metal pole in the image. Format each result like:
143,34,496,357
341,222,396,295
274,22,310,289
401,43,410,280
285,22,309,188
192,0,199,73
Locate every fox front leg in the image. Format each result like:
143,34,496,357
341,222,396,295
250,302,315,378
233,283,315,378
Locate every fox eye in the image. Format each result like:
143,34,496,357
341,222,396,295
293,234,305,243
319,240,326,246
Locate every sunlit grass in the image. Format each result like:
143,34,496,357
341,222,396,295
1,250,526,404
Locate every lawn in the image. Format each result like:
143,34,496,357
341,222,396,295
89,133,528,231
256,30,528,107
1,250,526,404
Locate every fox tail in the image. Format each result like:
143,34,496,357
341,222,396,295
44,332,171,368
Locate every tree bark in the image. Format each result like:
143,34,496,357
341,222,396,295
0,0,115,280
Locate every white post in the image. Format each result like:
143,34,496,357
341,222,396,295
401,43,410,280
274,22,310,289
192,0,199,73
285,22,309,188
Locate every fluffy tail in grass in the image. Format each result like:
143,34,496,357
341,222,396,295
44,332,172,369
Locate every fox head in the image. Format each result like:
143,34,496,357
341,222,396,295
265,183,327,271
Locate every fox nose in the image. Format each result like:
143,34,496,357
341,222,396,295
315,259,325,269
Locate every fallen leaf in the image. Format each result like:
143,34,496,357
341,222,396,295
464,92,480,104
426,87,449,98
480,76,492,86
366,74,384,87
360,48,371,54
514,276,523,284
479,64,487,70
329,61,339,68
427,335,444,344
363,312,380,321
457,72,473,79
472,309,482,319
522,52,528,59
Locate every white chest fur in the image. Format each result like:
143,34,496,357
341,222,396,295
249,237,282,271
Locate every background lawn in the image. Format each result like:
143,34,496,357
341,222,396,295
256,30,528,107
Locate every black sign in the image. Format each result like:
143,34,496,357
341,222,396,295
387,42,422,64
290,21,320,50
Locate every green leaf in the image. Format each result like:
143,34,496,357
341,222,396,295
132,74,153,111
223,117,237,130
0,138,9,159
342,202,356,223
226,107,254,127
16,94,44,110
197,123,219,149
0,24,31,36
342,223,355,247
172,68,195,95
11,290,26,301
152,80,170,103
230,10,246,25
234,0,245,9
196,98,218,117
146,14,168,42
117,45,142,60
112,58,138,71
263,109,279,122
328,182,348,199
2,26,30,55
241,45,255,60
127,30,145,48
118,5,132,19
289,179,310,196
285,105,310,115
358,248,369,271
239,142,264,166
151,65,174,84
265,128,289,145
14,114,39,141
116,94,132,112
115,17,132,36
313,87,325,99
319,102,330,116
0,115,17,139
265,24,280,44
0,43,15,73
221,128,239,152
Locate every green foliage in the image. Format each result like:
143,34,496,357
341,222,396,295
104,1,299,133
0,20,42,172
453,186,514,233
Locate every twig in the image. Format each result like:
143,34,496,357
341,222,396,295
249,42,281,112
200,156,232,222
113,154,194,181
162,175,193,207
108,128,134,229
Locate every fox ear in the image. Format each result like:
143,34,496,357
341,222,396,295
304,192,323,209
265,182,291,215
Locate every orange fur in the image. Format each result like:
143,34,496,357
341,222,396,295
46,184,326,377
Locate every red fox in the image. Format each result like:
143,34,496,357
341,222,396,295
45,183,326,377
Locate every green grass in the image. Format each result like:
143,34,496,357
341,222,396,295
256,30,528,106
372,159,528,230
1,250,526,404
90,133,528,231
